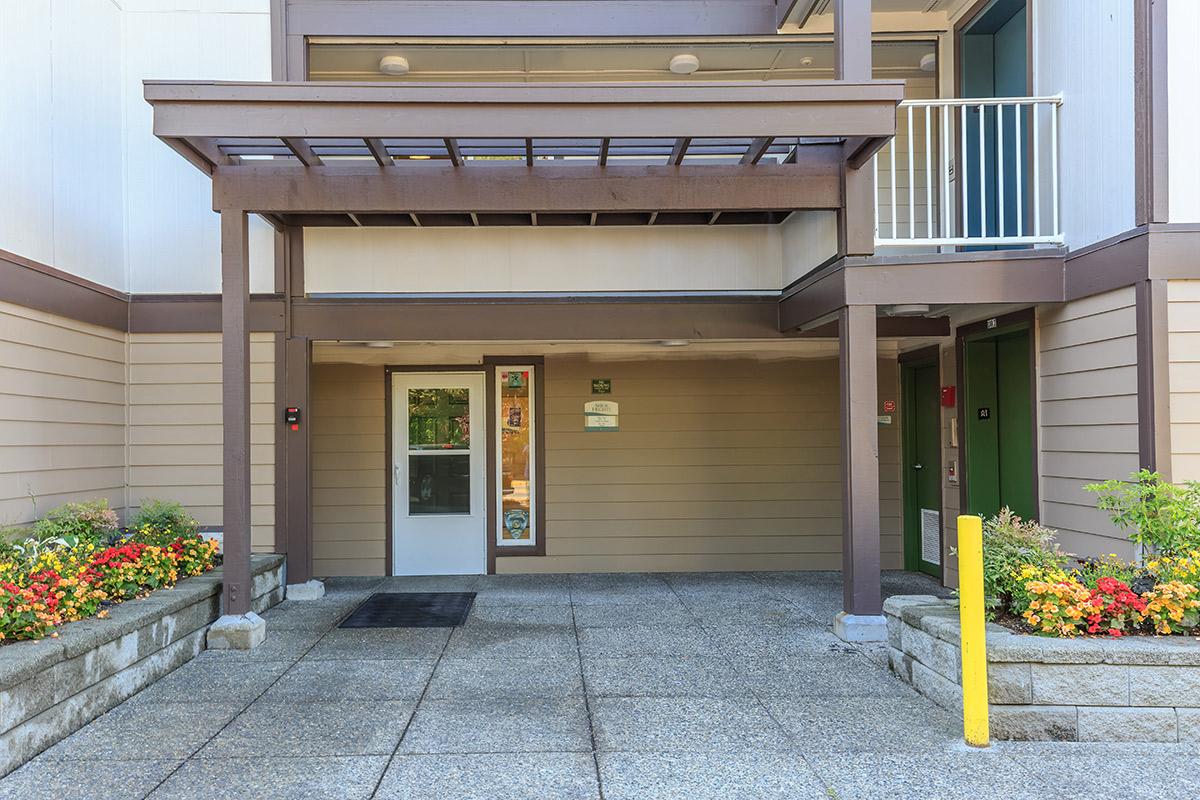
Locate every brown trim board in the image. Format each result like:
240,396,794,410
780,250,1067,330
129,294,286,333
1134,0,1170,225
0,249,127,331
1136,280,1173,479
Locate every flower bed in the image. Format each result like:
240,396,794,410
974,472,1200,639
1,500,220,644
886,595,1200,742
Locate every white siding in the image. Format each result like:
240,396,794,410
0,0,274,294
1038,288,1140,560
1167,0,1200,222
1032,0,1135,249
304,226,785,293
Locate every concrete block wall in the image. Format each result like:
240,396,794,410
885,595,1200,742
0,554,284,776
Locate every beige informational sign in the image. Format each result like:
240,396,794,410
584,400,618,431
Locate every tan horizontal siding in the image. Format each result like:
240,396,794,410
0,301,127,526
499,354,902,574
1038,288,1140,560
127,332,276,551
1169,280,1200,482
311,363,386,577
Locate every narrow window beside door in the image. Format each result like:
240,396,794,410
496,367,536,547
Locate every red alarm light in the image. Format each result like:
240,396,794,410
940,386,956,408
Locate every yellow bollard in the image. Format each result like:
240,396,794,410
957,514,990,747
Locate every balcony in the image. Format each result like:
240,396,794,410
873,95,1064,250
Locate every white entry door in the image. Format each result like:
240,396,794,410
391,372,487,575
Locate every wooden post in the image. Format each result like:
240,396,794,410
834,0,876,256
221,210,252,615
840,304,882,618
834,0,872,83
284,335,313,584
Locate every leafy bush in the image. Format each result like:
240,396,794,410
1086,470,1200,557
977,508,1069,617
129,499,200,547
31,499,119,547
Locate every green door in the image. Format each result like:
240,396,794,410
964,326,1035,520
903,360,942,577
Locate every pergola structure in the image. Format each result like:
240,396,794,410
146,0,903,642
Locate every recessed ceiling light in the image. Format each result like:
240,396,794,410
919,53,937,72
799,56,815,67
668,54,701,75
379,55,410,76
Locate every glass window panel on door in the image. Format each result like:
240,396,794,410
392,373,486,575
496,367,536,547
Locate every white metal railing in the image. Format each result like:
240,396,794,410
872,95,1064,248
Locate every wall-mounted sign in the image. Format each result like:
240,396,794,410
882,400,896,413
977,407,991,420
591,378,612,394
584,400,619,431
877,415,893,425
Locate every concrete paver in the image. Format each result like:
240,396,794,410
4,570,1199,800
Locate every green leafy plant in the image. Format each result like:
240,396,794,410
1085,470,1200,557
129,499,200,546
32,499,119,546
964,507,1070,617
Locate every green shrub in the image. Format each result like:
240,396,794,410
975,508,1070,617
31,499,119,547
1085,470,1200,557
129,499,200,546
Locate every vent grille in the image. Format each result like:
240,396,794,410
921,508,942,566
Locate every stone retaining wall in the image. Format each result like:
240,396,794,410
0,554,284,776
885,595,1200,742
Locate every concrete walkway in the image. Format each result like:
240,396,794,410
4,571,1198,799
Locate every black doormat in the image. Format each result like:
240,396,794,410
339,592,476,628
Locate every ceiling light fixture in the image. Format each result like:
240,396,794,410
659,339,690,347
919,53,937,72
364,341,395,348
799,56,815,67
379,55,410,76
668,54,701,75
886,304,932,317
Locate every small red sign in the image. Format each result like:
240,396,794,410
882,400,896,414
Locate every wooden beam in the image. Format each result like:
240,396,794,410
525,138,534,167
669,137,691,166
598,138,610,166
147,80,903,141
845,136,890,170
740,137,774,165
364,137,392,167
282,137,323,167
444,137,463,166
212,157,845,214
